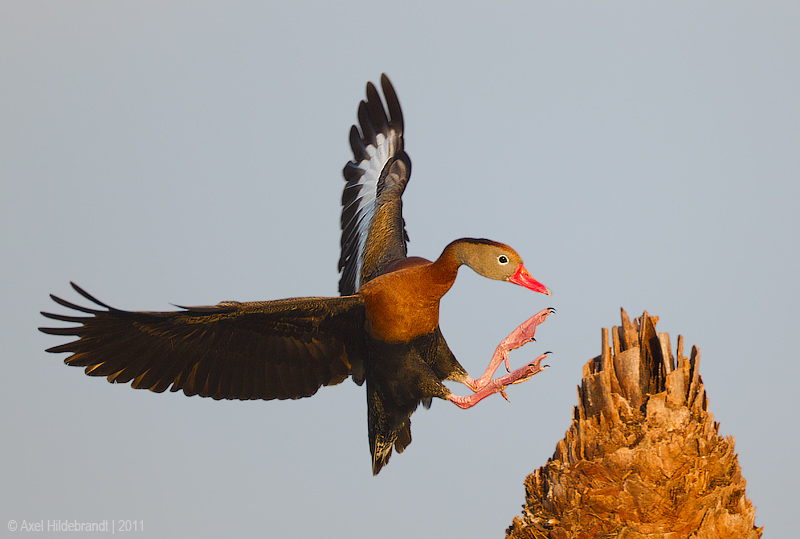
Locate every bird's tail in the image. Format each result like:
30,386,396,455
367,381,412,475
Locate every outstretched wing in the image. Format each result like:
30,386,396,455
339,74,411,296
40,283,367,400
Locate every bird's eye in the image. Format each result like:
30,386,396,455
497,255,509,265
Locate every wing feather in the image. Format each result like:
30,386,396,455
39,283,366,401
339,74,411,296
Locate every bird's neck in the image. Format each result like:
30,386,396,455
427,240,467,295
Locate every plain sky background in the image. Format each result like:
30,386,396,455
2,2,798,537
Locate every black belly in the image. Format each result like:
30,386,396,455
364,327,469,473
366,328,466,417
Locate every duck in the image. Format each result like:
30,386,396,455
40,74,554,475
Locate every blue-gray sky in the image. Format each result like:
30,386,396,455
3,2,798,537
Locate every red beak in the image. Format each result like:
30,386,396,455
508,264,551,295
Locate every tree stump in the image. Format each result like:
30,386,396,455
506,310,762,539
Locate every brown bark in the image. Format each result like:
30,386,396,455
506,310,761,539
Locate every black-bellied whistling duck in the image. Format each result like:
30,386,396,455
40,75,554,475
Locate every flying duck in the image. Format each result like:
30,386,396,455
40,75,554,474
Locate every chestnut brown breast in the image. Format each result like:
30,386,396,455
359,260,457,343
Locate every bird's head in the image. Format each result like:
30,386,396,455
450,238,551,295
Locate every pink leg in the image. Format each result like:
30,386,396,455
449,352,551,409
462,307,555,392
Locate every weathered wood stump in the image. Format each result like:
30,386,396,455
506,310,761,539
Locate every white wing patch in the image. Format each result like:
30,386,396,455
342,130,401,292
339,75,407,297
